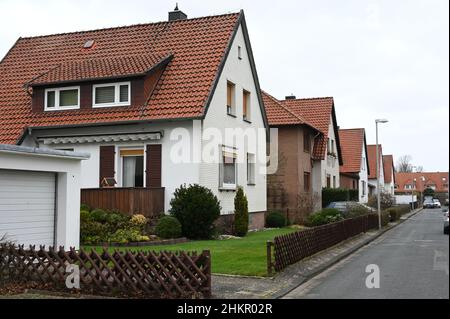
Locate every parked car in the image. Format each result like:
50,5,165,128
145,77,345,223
326,201,375,217
423,198,435,209
443,208,449,235
433,199,441,209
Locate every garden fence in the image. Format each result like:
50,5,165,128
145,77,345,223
0,244,211,299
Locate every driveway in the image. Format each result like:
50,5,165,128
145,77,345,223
284,208,449,299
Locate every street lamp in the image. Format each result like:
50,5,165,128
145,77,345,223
376,119,388,230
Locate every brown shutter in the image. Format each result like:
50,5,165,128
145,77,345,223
146,144,162,188
99,146,115,187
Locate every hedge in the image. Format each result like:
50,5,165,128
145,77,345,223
322,188,359,207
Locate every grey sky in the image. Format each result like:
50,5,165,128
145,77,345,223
1,0,448,171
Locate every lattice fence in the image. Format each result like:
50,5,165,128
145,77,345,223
0,245,211,299
267,214,380,274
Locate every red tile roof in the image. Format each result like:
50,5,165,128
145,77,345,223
383,155,395,184
0,12,242,144
395,172,449,193
367,144,383,179
339,128,369,174
280,97,342,163
28,53,172,86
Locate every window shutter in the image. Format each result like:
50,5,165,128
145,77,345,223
99,146,115,187
146,144,162,188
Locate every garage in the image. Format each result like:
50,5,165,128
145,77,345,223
0,169,56,247
0,144,89,249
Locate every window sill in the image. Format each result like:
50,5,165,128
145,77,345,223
227,112,237,118
247,183,256,187
44,106,80,111
219,187,237,192
93,103,131,108
243,119,252,124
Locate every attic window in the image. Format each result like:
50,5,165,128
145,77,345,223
93,82,131,108
45,86,80,111
83,40,95,49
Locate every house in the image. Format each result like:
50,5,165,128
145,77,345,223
0,8,269,229
383,155,396,196
262,91,323,223
0,144,88,249
395,172,449,203
367,144,385,196
280,96,343,211
338,128,370,203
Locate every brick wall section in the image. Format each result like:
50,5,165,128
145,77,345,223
340,173,359,190
267,125,315,224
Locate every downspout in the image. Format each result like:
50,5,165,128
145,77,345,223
27,128,40,148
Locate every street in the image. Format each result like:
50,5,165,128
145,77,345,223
285,209,449,299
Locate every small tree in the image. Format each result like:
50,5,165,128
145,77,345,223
234,187,249,237
423,187,435,198
170,184,221,239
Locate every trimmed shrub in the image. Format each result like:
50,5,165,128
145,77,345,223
109,228,150,244
307,208,343,227
386,208,402,222
368,192,395,210
349,189,359,201
80,220,108,245
322,188,350,207
89,209,109,223
347,204,370,218
170,184,221,239
234,188,249,237
80,203,91,212
155,216,182,239
266,211,287,228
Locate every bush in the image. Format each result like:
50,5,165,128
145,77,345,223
155,216,182,239
109,228,150,244
170,184,221,239
89,209,109,223
396,205,411,215
348,189,359,201
80,220,108,245
80,203,91,212
322,188,351,207
368,192,395,210
347,204,370,218
234,188,249,237
266,211,287,228
386,208,402,222
307,208,343,227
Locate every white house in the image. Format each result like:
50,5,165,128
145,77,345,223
368,144,385,196
383,155,396,196
0,144,88,249
338,128,370,203
280,97,343,210
0,9,268,229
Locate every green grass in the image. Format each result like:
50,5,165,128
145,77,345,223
85,228,297,277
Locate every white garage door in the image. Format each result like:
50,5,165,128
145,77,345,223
0,169,56,247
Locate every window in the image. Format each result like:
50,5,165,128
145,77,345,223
326,174,331,188
93,82,130,108
220,146,237,189
227,81,236,116
405,184,413,190
362,157,366,171
304,172,311,192
303,131,311,153
120,149,144,187
243,90,251,122
247,153,256,185
331,140,335,154
362,181,366,195
238,46,242,60
333,176,337,188
353,180,357,190
45,87,80,111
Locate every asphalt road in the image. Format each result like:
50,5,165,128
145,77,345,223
284,209,449,299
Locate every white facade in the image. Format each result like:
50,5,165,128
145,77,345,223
322,116,340,189
384,173,396,196
359,141,369,203
369,153,385,194
21,23,267,216
0,145,88,249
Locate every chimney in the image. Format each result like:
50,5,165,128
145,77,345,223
285,94,296,100
169,4,188,21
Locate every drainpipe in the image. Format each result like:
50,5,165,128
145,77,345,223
27,128,40,148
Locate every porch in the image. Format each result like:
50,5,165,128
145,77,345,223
81,187,165,221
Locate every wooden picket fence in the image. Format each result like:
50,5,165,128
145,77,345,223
267,214,379,275
0,244,211,299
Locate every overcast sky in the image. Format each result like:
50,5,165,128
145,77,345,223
1,0,448,171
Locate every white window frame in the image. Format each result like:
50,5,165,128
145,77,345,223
247,153,256,186
92,81,131,108
118,146,145,188
44,86,80,111
220,146,238,190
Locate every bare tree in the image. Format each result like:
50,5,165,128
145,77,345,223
396,155,413,172
415,166,424,173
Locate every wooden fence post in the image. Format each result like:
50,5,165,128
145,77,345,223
267,241,274,276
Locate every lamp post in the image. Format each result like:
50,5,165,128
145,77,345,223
376,119,388,230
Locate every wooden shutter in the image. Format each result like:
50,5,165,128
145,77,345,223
99,146,115,187
146,144,162,188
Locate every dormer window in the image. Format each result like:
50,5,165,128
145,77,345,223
93,82,131,108
45,87,80,111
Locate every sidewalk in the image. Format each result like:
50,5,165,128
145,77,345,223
212,208,423,299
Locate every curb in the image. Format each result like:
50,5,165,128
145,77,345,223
272,207,424,299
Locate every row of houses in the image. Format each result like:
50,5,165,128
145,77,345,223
0,8,441,246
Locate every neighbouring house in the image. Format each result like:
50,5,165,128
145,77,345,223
338,128,370,203
0,144,88,248
280,96,343,211
0,8,269,229
395,172,449,204
262,91,323,223
367,144,385,196
383,155,396,196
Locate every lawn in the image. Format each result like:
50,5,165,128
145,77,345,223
85,228,297,277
